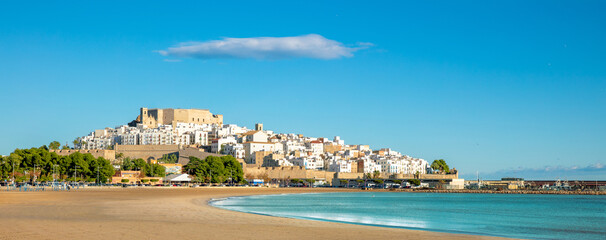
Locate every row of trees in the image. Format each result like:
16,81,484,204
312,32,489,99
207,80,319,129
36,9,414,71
184,155,244,184
158,153,178,163
120,158,166,177
47,140,71,150
0,146,115,183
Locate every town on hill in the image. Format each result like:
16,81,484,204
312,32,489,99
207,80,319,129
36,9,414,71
1,107,462,189
56,107,459,187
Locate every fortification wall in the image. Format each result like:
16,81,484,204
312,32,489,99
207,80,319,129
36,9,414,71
178,147,223,165
51,149,115,160
115,145,179,160
243,166,337,183
242,167,460,185
416,173,459,180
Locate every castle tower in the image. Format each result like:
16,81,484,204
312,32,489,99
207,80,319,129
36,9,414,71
255,123,263,131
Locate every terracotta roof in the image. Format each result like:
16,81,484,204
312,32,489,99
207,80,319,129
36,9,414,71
241,130,260,136
245,141,274,144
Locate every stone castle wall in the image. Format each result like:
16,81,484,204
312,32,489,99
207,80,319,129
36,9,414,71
243,166,337,183
51,149,115,160
115,145,180,161
177,147,223,165
244,166,460,186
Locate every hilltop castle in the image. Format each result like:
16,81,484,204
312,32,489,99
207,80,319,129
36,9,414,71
135,107,223,128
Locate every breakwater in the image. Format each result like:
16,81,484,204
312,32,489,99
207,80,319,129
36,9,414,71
392,188,606,195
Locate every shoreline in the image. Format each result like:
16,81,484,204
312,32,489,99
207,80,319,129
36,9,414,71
5,185,604,195
208,194,512,239
0,187,513,240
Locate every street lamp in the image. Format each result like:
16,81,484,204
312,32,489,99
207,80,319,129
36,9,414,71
52,164,59,184
12,160,15,184
73,166,80,184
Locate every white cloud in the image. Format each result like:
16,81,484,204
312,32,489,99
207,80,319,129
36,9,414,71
158,34,371,60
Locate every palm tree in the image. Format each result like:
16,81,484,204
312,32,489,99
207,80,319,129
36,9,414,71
372,170,380,179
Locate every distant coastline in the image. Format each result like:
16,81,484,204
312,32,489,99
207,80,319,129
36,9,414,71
390,188,606,195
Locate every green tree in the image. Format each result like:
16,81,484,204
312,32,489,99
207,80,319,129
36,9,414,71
207,156,226,183
0,147,114,183
121,158,134,170
158,153,178,163
87,157,115,183
372,170,381,179
184,155,244,184
49,141,61,150
431,159,450,174
408,179,421,186
133,158,147,171
145,164,166,177
221,155,243,183
219,144,226,154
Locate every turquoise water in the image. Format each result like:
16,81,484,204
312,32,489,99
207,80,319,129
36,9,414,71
211,192,606,240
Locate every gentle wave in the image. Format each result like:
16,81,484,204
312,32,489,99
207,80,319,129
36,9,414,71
210,192,606,240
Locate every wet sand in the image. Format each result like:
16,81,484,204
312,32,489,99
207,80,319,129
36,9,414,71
0,187,512,239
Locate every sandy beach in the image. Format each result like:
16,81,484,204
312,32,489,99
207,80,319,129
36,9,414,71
0,187,511,240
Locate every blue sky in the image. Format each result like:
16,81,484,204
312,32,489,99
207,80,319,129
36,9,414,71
1,1,605,179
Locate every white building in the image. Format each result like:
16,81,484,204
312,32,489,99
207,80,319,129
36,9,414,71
223,143,245,159
307,141,323,155
211,136,237,153
193,131,208,145
291,157,324,170
243,142,275,160
241,131,269,143
328,159,353,173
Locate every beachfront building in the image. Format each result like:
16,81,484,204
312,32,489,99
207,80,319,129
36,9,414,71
165,173,192,185
111,170,163,184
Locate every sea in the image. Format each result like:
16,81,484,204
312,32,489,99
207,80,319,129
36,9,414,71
210,192,606,240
